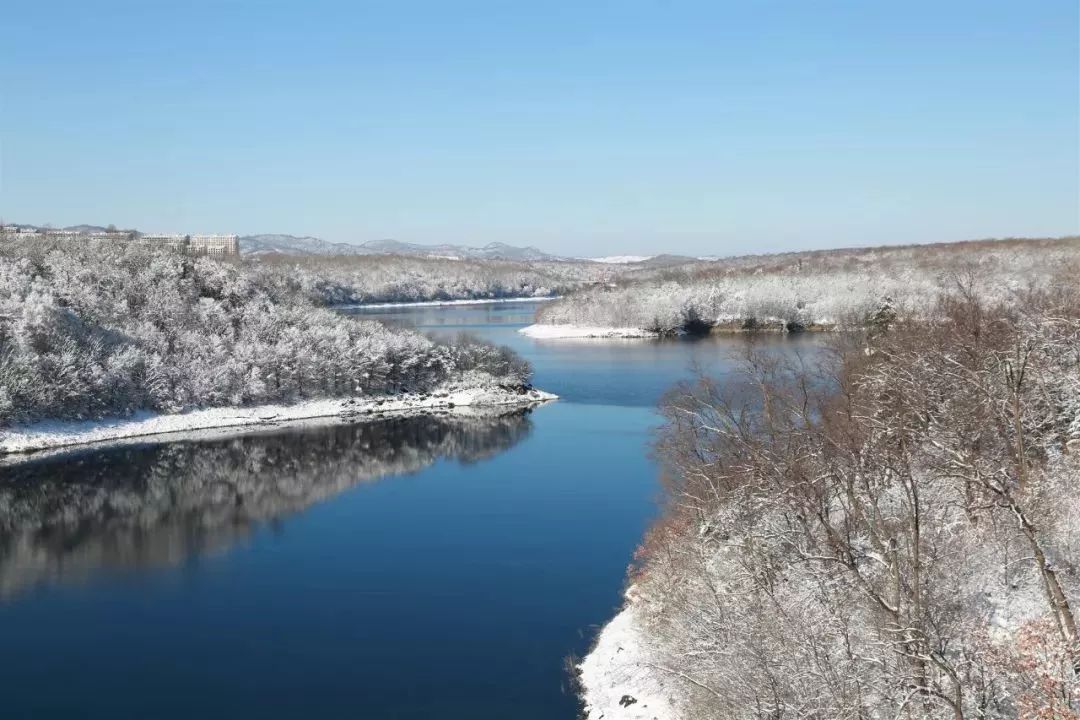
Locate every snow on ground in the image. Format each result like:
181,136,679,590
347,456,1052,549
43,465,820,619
335,296,558,310
519,324,659,339
579,598,679,720
0,385,557,458
586,255,655,264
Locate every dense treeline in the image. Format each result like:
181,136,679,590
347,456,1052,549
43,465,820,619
539,237,1080,333
624,282,1080,718
242,253,612,306
0,239,531,426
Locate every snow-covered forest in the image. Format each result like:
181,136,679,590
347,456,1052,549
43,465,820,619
537,237,1079,334
587,282,1080,719
243,253,613,306
0,238,533,426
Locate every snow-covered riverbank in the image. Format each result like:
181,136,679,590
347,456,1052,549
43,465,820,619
579,596,679,720
337,295,559,310
0,384,557,458
519,324,659,339
520,320,841,339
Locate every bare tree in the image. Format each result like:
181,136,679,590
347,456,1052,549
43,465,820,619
624,280,1080,719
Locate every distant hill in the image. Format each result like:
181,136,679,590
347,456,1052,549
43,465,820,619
635,254,701,268
239,235,563,261
63,224,112,234
238,234,370,256
358,239,558,262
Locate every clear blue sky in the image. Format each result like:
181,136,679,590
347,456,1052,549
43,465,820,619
2,0,1077,256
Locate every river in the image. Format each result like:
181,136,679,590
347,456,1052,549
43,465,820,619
0,300,817,719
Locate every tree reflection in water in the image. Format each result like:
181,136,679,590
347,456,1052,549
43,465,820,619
0,407,534,600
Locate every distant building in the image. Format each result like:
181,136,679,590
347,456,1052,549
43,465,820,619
189,234,239,256
43,230,81,240
138,233,188,250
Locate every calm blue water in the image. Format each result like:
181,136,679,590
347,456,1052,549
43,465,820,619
0,301,815,719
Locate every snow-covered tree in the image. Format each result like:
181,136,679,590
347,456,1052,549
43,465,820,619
0,239,533,425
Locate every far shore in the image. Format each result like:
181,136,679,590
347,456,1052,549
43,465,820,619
520,324,660,339
0,385,557,461
335,295,560,310
520,320,838,339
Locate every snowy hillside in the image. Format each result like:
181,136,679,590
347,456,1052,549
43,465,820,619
240,234,563,261
0,238,543,433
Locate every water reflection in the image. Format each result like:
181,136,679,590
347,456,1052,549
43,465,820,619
0,408,534,601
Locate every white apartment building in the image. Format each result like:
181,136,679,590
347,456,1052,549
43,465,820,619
138,233,188,250
188,234,239,256
43,230,81,240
